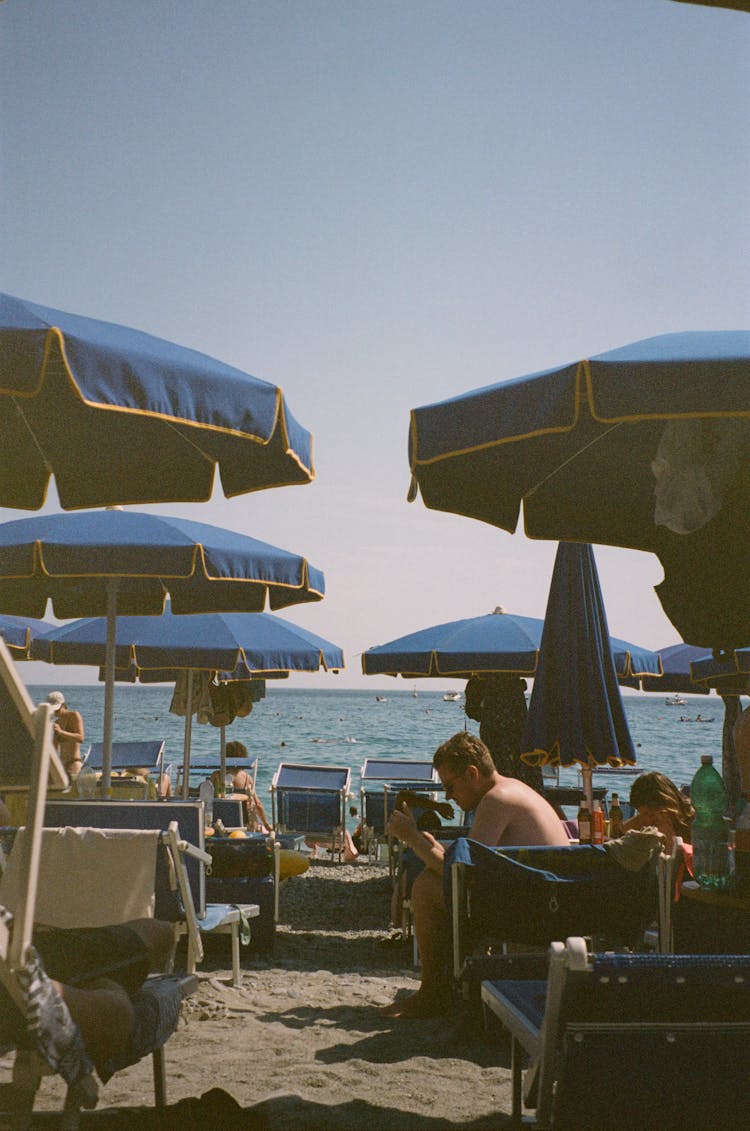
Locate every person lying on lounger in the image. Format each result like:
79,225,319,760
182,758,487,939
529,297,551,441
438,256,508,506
30,917,176,1066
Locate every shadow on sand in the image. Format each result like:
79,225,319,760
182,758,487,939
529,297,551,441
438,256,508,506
6,1088,514,1130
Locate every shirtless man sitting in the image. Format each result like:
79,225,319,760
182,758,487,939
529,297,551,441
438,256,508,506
384,731,568,1019
46,691,84,777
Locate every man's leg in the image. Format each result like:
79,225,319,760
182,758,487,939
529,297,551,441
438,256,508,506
125,918,176,971
383,868,451,1018
52,979,134,1066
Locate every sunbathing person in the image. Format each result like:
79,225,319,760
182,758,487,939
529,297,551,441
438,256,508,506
46,691,84,777
30,917,175,1066
384,731,568,1019
214,741,274,832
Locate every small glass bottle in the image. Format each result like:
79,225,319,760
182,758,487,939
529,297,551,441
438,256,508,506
591,799,605,845
608,793,624,839
577,801,592,845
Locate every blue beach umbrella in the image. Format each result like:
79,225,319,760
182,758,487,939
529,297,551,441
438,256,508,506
32,604,343,795
408,331,750,652
362,607,661,682
0,509,326,789
33,605,343,675
634,643,713,696
691,647,750,689
521,543,637,806
0,292,314,511
0,613,56,659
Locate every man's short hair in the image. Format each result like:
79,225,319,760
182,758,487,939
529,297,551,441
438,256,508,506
46,691,65,710
433,732,495,777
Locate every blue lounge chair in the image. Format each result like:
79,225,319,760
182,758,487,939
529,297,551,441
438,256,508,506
358,758,438,856
447,837,659,992
271,763,351,862
43,799,262,986
82,739,165,775
481,936,750,1130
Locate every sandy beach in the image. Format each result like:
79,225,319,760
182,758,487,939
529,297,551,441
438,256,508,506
8,858,513,1130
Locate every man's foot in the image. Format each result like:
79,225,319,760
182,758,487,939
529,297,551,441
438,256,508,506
381,987,450,1019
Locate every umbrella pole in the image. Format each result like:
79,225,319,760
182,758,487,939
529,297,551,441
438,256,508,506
181,669,194,800
220,724,227,778
101,579,118,797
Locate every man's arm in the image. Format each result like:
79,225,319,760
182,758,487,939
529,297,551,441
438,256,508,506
388,804,446,874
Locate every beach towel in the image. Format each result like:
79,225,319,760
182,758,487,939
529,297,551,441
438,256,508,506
0,827,159,928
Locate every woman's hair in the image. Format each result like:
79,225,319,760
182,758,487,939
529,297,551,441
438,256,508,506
433,732,495,777
629,771,695,838
225,740,248,759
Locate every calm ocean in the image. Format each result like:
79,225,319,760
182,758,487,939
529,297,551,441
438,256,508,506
29,683,740,807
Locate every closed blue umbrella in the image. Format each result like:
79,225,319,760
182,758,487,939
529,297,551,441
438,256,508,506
362,607,661,681
409,331,750,651
521,543,637,805
0,509,326,789
0,292,314,510
33,604,344,794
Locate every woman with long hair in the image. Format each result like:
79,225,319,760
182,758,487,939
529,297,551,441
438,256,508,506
623,771,695,853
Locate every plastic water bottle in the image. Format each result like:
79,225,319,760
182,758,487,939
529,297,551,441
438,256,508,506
198,779,214,827
690,755,730,890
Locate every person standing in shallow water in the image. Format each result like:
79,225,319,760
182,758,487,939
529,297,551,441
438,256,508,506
384,731,567,1019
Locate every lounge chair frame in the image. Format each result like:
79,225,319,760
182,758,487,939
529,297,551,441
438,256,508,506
0,639,196,1127
271,763,350,863
481,935,750,1130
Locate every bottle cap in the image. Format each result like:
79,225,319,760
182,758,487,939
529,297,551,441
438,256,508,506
700,755,713,765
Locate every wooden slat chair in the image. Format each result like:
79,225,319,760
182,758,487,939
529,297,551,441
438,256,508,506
0,639,196,1129
481,936,750,1130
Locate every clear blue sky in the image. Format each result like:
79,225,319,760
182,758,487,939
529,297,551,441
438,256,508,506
2,1,749,688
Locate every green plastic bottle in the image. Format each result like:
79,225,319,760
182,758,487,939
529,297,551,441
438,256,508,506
690,755,729,890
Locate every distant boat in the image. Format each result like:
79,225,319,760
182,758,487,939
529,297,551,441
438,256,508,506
412,685,418,698
443,690,462,702
375,695,388,702
665,694,687,706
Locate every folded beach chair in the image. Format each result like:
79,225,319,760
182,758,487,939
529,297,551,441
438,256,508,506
0,639,196,1129
447,837,659,1001
481,935,750,1130
271,763,351,862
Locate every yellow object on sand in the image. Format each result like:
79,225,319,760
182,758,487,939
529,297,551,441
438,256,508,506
278,848,310,879
229,829,247,839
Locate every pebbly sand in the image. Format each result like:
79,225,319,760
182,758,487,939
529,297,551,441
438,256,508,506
13,858,515,1129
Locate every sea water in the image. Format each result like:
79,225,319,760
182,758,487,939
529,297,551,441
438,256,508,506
29,683,737,812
